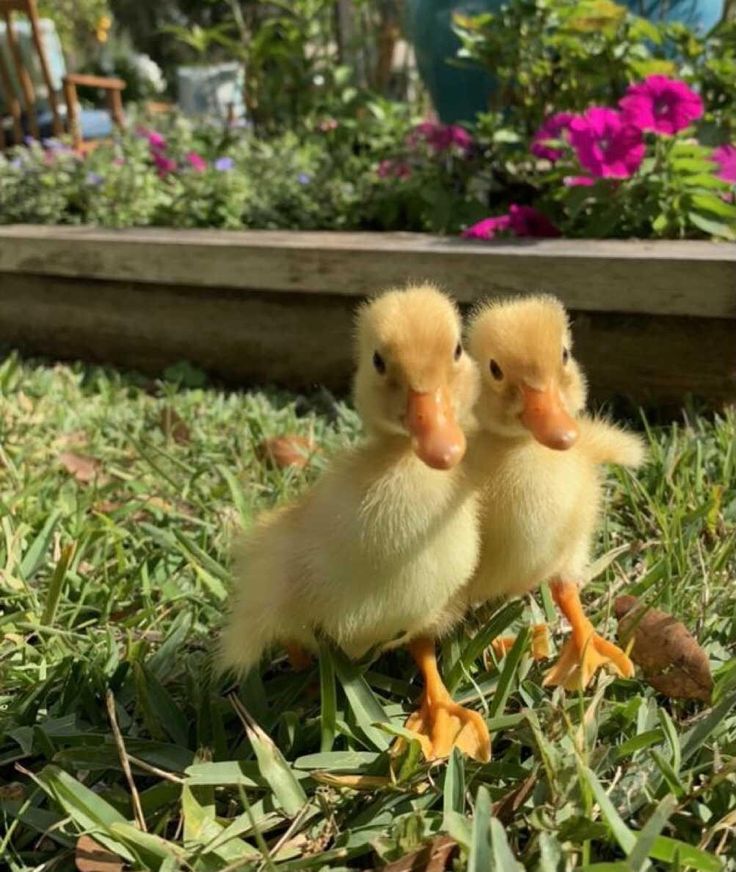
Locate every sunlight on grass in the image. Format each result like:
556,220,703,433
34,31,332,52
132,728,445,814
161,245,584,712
0,353,734,870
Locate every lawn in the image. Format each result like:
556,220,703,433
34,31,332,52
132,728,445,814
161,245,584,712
0,353,734,871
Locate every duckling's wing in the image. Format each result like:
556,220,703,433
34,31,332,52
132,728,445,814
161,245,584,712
578,416,646,469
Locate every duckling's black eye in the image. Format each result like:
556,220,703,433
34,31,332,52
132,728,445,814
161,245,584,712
454,342,463,361
373,351,386,375
562,347,570,365
490,359,503,381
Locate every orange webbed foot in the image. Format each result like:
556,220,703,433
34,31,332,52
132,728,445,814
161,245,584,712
543,628,634,690
404,691,491,763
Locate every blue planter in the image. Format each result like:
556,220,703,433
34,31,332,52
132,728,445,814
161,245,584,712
407,0,725,124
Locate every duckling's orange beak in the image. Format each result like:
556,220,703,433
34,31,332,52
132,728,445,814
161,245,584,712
406,387,466,470
520,385,578,451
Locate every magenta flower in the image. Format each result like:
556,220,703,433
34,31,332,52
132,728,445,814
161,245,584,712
153,151,177,177
713,144,736,183
408,121,473,154
508,204,561,237
185,151,207,173
143,129,167,151
569,107,644,179
619,76,703,135
531,112,574,161
462,215,512,240
377,159,412,180
462,205,559,240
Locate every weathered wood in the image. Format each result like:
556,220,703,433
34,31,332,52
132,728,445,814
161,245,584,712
0,273,733,404
0,227,734,319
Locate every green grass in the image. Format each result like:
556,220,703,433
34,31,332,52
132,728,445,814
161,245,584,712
0,352,734,872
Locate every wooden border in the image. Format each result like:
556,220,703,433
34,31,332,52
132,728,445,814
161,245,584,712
0,226,734,318
0,226,733,403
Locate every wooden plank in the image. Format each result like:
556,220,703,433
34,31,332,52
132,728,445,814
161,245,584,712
0,226,733,318
0,273,733,404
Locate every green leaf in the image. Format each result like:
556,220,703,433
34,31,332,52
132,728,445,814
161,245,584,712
19,510,62,580
690,192,736,219
688,211,736,240
488,625,529,718
236,704,307,816
582,766,635,852
468,785,492,872
331,647,390,751
293,751,378,771
318,641,337,753
443,748,465,823
626,795,676,871
133,664,191,748
185,760,267,787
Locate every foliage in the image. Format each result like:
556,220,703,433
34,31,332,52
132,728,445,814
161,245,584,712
0,354,734,869
38,0,112,64
452,0,736,240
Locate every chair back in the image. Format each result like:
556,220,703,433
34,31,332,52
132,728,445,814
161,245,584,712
0,0,64,147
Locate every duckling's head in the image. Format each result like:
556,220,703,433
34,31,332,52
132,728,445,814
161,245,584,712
468,295,586,450
354,284,478,470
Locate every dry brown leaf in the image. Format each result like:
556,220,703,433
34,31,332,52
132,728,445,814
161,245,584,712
159,407,191,445
615,595,713,702
0,782,25,801
57,430,88,449
381,836,458,872
59,452,102,484
492,772,537,825
75,835,123,872
258,435,317,469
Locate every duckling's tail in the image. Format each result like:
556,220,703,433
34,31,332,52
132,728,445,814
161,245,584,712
217,510,299,677
578,416,647,469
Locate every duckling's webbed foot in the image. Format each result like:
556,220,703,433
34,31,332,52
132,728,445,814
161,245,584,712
543,578,634,690
403,637,491,763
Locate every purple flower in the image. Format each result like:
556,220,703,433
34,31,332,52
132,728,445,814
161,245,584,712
297,172,311,185
531,112,574,161
24,135,37,146
408,121,473,154
10,157,22,170
377,159,412,180
185,151,207,173
713,144,736,183
153,151,177,177
508,204,561,238
86,172,104,187
569,107,645,179
214,156,234,172
619,76,703,136
462,215,512,240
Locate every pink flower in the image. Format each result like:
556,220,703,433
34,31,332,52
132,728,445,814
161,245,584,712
713,144,736,183
569,107,645,179
563,175,596,187
531,112,574,161
141,129,166,151
377,159,412,180
462,205,559,240
619,76,703,135
408,121,473,154
462,215,511,240
186,151,207,173
508,204,561,237
153,151,177,177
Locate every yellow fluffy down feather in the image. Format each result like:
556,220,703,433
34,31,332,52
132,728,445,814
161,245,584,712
219,285,481,675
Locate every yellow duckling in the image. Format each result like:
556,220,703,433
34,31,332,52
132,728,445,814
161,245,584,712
460,294,645,691
220,285,491,762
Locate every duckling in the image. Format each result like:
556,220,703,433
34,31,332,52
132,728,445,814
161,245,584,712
460,294,645,690
220,285,490,762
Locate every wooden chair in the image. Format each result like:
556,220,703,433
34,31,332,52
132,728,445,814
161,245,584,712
0,0,125,150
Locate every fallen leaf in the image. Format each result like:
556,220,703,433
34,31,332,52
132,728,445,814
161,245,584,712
56,430,88,449
159,406,191,445
258,435,317,469
381,835,458,872
59,452,102,484
615,595,713,702
492,771,537,824
75,835,123,872
0,782,25,801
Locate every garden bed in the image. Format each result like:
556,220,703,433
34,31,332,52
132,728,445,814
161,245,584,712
0,225,734,404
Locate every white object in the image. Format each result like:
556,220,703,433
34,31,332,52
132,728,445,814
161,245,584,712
176,62,245,119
